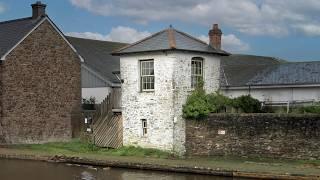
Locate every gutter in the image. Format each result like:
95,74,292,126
221,83,320,90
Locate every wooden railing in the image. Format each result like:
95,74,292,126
111,87,121,110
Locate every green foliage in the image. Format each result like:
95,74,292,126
182,88,211,119
232,95,262,113
207,92,231,113
82,96,96,104
183,90,262,118
292,104,320,114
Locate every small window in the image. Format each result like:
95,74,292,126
141,119,147,136
140,60,154,91
191,57,204,88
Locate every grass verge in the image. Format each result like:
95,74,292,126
10,139,172,159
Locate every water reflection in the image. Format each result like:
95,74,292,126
0,159,242,180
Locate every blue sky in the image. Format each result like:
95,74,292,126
1,0,320,62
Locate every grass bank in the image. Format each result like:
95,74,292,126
10,139,171,159
2,139,320,179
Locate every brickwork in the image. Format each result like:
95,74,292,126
186,114,320,159
0,20,81,144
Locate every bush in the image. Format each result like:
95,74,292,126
233,95,261,113
207,92,231,113
293,104,320,114
182,89,211,119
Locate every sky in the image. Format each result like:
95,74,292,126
1,0,320,62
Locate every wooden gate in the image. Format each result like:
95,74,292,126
92,88,122,148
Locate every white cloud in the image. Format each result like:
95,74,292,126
294,24,320,36
67,25,249,53
70,0,320,37
0,3,5,13
198,34,250,53
66,26,151,43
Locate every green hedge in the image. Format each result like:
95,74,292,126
182,85,262,119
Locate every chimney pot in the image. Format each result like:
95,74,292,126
31,1,46,19
209,23,222,50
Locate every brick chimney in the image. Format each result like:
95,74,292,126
31,1,46,19
208,24,222,50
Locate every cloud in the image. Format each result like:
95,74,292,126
0,3,5,13
70,0,320,37
198,34,250,53
66,26,151,43
294,24,320,36
67,25,249,53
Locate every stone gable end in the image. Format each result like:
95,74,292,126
0,20,81,144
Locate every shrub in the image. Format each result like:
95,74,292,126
294,104,320,114
233,95,262,113
182,79,212,119
182,89,211,119
207,92,231,113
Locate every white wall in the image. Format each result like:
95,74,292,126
222,86,320,102
82,87,111,104
120,50,221,155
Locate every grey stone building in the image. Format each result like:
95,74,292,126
0,2,82,144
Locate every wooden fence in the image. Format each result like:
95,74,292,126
91,88,122,148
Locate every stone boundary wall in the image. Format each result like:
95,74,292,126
186,114,320,159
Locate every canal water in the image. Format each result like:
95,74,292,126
0,158,244,180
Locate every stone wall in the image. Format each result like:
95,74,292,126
0,20,81,144
186,114,320,159
120,51,221,155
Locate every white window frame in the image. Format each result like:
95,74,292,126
140,60,155,92
191,57,204,88
141,119,147,136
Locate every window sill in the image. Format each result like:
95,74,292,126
140,90,155,93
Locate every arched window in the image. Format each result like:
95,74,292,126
191,57,204,88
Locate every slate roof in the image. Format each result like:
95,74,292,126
0,17,44,59
113,27,229,55
248,61,320,86
67,36,127,83
221,54,320,87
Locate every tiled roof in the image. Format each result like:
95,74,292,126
67,36,127,83
221,54,320,87
113,27,229,55
0,17,44,58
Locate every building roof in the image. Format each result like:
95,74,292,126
67,36,127,84
113,27,229,56
221,54,320,87
248,61,320,86
0,17,44,59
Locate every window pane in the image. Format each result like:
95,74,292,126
140,60,154,90
191,58,203,88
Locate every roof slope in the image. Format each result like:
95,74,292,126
221,54,320,87
0,17,44,58
113,28,229,55
248,61,320,86
67,36,127,83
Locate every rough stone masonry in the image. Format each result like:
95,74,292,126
186,114,320,160
0,20,81,144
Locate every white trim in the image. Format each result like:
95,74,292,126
0,17,84,62
221,84,320,90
